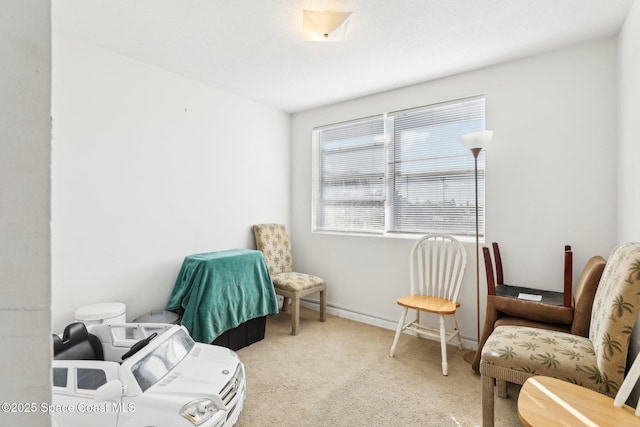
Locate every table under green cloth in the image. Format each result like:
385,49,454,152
166,249,278,343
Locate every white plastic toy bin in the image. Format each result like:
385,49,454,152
74,302,126,326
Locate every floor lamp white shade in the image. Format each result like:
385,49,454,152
459,130,493,357
459,130,493,152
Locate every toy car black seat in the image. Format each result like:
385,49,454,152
53,322,104,361
52,334,63,355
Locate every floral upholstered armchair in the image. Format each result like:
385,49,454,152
252,224,326,335
480,242,640,427
472,251,606,371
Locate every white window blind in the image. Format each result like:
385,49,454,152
389,97,485,236
312,96,486,237
312,116,385,233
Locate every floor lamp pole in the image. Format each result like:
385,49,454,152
472,149,481,351
463,148,482,364
458,129,492,366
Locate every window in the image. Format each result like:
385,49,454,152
76,368,107,391
53,368,68,388
312,96,486,237
312,116,385,233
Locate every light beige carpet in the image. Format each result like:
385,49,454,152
236,308,521,426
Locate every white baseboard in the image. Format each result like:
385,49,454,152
299,299,478,351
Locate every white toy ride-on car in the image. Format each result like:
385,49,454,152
51,322,245,427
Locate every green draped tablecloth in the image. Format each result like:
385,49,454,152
166,249,278,343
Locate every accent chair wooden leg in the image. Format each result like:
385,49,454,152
439,314,448,376
319,289,326,322
389,307,407,357
482,373,495,427
281,297,289,312
497,379,507,398
291,297,300,335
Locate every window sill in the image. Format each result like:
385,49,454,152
312,229,482,244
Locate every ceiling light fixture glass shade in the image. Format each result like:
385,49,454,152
458,130,494,150
302,10,353,42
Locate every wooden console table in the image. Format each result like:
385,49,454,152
518,376,639,426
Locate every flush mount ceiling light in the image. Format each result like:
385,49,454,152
302,9,353,42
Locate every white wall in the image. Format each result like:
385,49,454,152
291,38,618,344
619,0,640,241
618,0,640,407
52,34,290,332
0,2,52,426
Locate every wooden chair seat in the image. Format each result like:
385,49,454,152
396,295,460,315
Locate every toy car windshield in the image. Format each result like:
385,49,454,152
130,328,194,391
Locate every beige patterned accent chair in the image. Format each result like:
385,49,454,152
480,242,640,427
472,253,606,371
252,224,326,335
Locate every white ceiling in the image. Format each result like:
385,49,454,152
53,0,634,113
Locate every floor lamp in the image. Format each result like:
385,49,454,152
458,130,493,364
